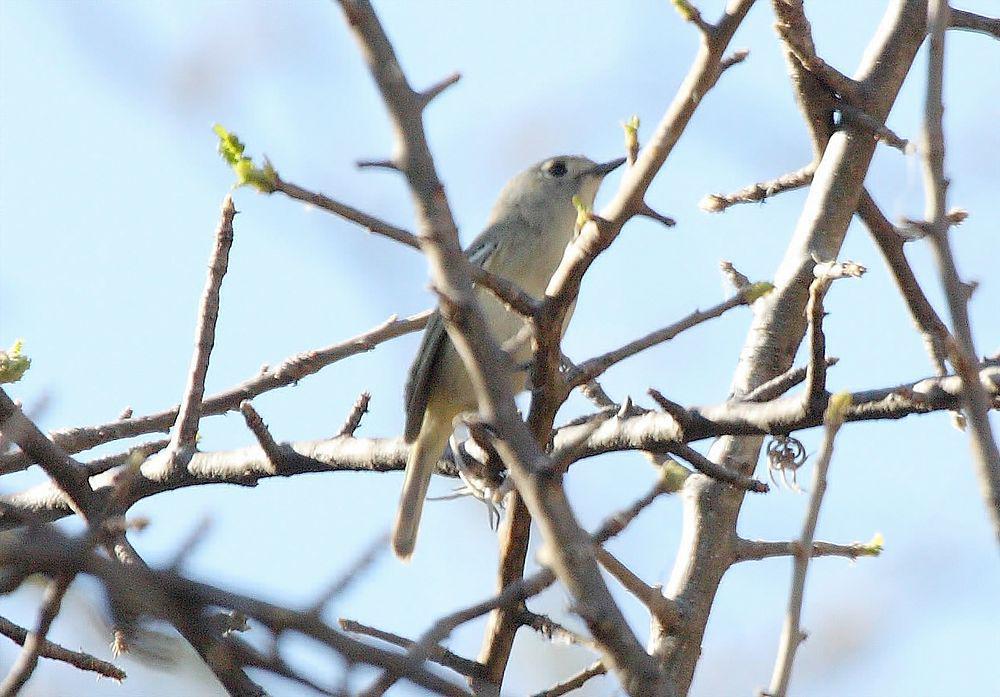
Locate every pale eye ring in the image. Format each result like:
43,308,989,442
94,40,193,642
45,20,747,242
544,160,568,178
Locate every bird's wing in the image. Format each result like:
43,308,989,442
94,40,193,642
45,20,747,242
403,219,518,442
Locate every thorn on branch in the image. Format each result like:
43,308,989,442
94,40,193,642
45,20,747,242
647,388,688,424
720,48,750,72
669,442,768,493
337,391,372,438
719,260,751,291
239,401,283,473
636,201,676,228
356,158,403,172
835,100,911,153
531,661,607,697
417,71,462,108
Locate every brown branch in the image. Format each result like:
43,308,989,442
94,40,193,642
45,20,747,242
596,548,684,628
5,365,995,532
668,442,768,493
0,528,470,697
741,357,838,403
531,661,607,697
337,391,372,438
338,619,487,681
803,276,831,410
84,439,170,477
0,311,430,474
856,191,950,375
652,3,929,690
569,292,750,389
948,7,1000,39
0,573,74,697
239,401,281,474
773,1,862,104
734,537,882,563
0,389,98,522
272,176,420,250
517,610,594,648
0,614,125,682
835,100,910,152
921,0,1000,545
767,397,849,696
337,1,670,693
168,195,236,457
700,161,817,213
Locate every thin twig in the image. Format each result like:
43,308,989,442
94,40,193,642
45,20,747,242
766,395,850,697
337,392,371,438
668,442,768,492
1,311,429,473
0,573,74,697
734,537,882,563
569,293,749,388
921,0,1000,545
741,358,838,403
531,661,607,697
517,609,594,648
0,614,125,681
338,619,486,680
239,401,282,473
169,195,236,457
700,161,817,213
310,533,388,613
948,8,1000,39
596,548,683,628
273,177,420,250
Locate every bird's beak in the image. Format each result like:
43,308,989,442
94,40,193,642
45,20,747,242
586,157,626,177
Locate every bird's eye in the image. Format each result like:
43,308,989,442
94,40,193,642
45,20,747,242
544,160,568,177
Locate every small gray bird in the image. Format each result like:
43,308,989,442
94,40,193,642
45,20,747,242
393,154,625,559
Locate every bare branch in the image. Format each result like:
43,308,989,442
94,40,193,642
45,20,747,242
734,537,882,563
773,3,862,104
532,661,607,697
417,71,462,107
517,609,594,648
6,365,996,531
1,311,430,473
169,195,236,456
338,619,486,681
0,573,74,697
700,162,817,213
668,442,768,493
337,391,372,438
238,401,281,474
273,176,420,249
856,191,950,375
0,614,125,682
767,395,850,696
741,358,838,403
596,547,684,628
569,292,751,388
836,99,910,152
948,8,1000,39
921,0,1000,545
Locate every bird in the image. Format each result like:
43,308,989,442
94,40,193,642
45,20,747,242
392,154,625,560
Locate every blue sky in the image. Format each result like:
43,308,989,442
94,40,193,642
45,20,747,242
1,2,998,696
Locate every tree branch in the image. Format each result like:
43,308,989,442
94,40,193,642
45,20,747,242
766,396,849,696
920,0,1000,545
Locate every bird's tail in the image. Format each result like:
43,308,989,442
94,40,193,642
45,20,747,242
392,411,451,560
